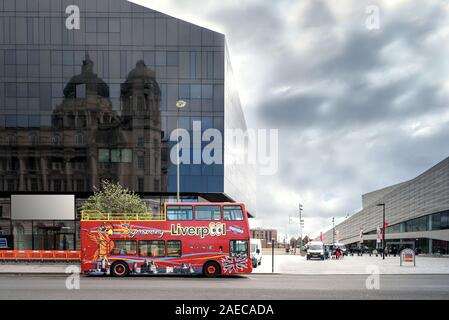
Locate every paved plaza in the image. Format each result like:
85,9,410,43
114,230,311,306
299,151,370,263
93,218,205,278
0,255,448,275
252,254,449,274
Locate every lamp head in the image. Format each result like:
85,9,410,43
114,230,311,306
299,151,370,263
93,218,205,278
176,100,187,109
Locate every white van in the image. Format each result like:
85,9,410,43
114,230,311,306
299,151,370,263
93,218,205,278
306,241,325,260
250,239,262,268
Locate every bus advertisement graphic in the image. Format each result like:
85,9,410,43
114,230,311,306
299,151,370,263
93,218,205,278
80,203,252,277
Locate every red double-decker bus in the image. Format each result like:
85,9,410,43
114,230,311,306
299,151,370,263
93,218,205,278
80,202,252,277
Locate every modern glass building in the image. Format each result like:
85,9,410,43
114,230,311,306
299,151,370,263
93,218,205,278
0,0,256,250
321,157,449,254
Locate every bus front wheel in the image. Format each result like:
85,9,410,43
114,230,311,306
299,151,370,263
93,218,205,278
111,261,129,277
203,261,221,278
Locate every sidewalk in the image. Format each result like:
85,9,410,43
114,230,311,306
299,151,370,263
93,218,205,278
0,263,77,274
1,255,449,275
252,255,449,275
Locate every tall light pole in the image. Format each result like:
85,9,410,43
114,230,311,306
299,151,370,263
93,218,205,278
377,203,386,260
332,217,335,244
299,203,303,253
175,100,187,203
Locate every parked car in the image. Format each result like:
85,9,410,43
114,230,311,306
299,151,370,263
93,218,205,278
306,241,325,260
250,239,262,268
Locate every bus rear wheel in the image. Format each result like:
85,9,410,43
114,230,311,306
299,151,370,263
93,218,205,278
111,261,129,277
203,261,221,278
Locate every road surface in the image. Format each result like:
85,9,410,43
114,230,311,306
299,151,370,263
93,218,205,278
0,274,448,300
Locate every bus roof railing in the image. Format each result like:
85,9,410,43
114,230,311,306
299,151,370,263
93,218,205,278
81,210,165,221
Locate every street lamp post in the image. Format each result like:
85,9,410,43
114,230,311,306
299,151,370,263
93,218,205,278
299,203,303,253
377,203,386,260
332,217,335,244
175,100,187,203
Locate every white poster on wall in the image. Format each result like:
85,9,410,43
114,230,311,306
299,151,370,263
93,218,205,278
11,195,75,220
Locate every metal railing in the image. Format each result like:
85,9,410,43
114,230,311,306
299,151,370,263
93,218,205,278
0,250,80,262
81,210,165,221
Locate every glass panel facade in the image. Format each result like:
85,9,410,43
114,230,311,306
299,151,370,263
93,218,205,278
383,210,449,235
0,0,229,195
0,0,255,250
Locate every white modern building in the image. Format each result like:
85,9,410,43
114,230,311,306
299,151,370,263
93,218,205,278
321,157,449,254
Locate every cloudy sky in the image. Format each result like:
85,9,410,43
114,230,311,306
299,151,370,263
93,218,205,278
132,0,449,240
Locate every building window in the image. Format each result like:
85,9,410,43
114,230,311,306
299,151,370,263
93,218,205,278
76,179,84,192
30,179,39,192
29,133,38,145
121,149,133,163
137,136,145,147
77,115,87,128
53,180,62,192
28,158,37,171
99,149,110,163
139,240,165,258
98,149,133,163
75,133,84,145
154,179,160,191
8,134,17,145
441,212,449,230
138,177,144,192
7,180,15,191
138,155,145,169
111,149,121,163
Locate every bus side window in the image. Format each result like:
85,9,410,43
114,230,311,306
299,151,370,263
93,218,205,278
230,240,248,257
167,240,182,257
195,205,221,220
166,206,193,220
223,206,244,221
139,240,165,257
111,240,136,255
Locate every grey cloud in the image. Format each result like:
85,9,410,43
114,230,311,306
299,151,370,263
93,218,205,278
139,0,449,238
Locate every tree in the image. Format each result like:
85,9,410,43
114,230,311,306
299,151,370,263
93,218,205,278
81,180,151,219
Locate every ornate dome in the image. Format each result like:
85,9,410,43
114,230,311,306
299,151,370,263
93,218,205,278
63,52,110,99
121,60,161,98
126,60,156,80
